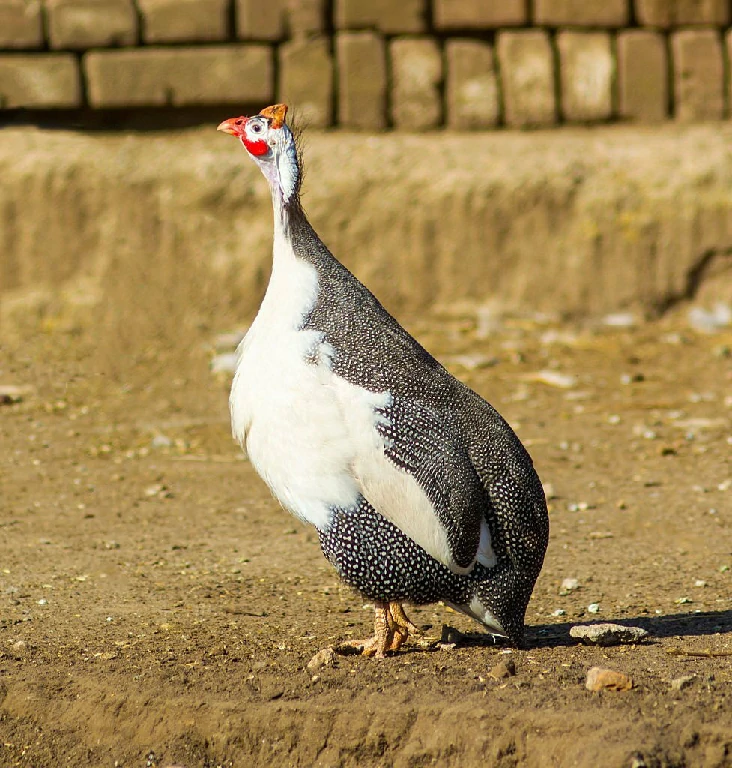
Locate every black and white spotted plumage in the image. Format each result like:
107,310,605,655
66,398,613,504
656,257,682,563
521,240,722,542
222,106,549,646
293,210,548,643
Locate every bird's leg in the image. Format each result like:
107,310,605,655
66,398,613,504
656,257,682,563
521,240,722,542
337,602,396,659
389,602,420,637
336,602,420,658
383,602,419,652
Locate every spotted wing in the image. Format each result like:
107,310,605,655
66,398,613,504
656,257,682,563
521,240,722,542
337,384,490,575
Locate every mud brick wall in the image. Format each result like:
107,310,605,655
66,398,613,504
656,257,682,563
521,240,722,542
1,0,732,128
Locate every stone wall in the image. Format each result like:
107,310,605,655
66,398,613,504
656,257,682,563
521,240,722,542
1,0,731,128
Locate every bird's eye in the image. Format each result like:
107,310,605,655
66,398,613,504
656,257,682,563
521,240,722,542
252,123,263,134
235,119,243,125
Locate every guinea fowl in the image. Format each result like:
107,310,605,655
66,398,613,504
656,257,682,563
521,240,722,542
218,104,549,658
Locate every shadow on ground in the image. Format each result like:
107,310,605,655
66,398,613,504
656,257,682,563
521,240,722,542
441,610,732,649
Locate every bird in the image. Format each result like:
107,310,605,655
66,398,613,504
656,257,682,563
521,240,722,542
217,104,549,658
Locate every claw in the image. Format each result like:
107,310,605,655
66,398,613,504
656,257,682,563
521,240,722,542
335,602,419,658
389,602,420,636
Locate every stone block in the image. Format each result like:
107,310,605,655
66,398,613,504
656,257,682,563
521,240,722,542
635,0,729,27
335,0,425,33
558,31,613,122
534,0,628,26
0,0,43,48
617,30,667,122
46,0,137,49
286,0,325,37
138,0,229,43
336,31,387,129
445,39,499,129
279,36,332,128
84,46,273,107
237,0,285,39
671,30,724,121
497,30,556,127
434,0,526,28
390,37,442,130
0,54,80,107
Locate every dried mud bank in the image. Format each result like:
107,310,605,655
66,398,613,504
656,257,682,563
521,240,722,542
1,125,731,353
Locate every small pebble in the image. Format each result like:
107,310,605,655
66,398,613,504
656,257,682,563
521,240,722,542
621,373,645,385
585,666,633,692
568,502,590,512
539,329,579,346
688,302,731,333
437,642,457,651
307,647,337,670
489,658,516,680
559,578,580,595
144,484,173,499
694,580,706,588
602,312,637,328
661,332,684,345
587,603,600,614
0,384,33,404
570,623,649,647
525,370,577,389
551,609,566,617
670,675,695,691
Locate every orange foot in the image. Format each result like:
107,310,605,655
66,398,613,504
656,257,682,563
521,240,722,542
338,601,420,659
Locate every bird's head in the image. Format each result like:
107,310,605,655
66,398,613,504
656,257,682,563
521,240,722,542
217,104,300,206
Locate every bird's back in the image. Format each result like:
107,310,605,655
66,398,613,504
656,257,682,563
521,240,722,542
290,209,549,609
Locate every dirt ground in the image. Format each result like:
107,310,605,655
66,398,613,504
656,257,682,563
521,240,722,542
1,298,730,767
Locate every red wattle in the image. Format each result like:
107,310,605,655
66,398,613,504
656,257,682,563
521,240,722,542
243,138,269,157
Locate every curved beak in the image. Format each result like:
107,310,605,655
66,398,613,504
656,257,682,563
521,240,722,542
217,117,244,136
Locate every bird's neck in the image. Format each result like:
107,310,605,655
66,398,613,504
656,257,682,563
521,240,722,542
253,193,320,331
271,192,296,261
269,181,335,276
269,189,315,295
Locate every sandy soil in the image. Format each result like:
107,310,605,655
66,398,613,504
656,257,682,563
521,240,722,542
0,306,730,767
